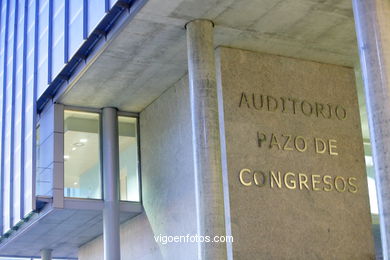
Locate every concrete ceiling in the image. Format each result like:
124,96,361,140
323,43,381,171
58,0,359,113
0,200,142,258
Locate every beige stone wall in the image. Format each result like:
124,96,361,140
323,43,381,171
217,46,375,259
78,76,199,260
79,46,375,260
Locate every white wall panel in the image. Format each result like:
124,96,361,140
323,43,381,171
36,0,49,98
87,0,105,35
12,0,26,226
0,0,121,234
51,0,65,78
68,0,83,59
23,0,37,217
0,0,6,234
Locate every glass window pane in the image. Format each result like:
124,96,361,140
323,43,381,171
3,0,16,232
87,0,105,35
68,0,83,59
52,0,65,77
118,116,139,202
37,0,49,97
365,142,383,256
64,110,101,199
24,0,36,215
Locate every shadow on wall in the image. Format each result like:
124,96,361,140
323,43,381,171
78,212,164,260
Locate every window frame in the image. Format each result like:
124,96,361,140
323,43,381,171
63,107,102,200
61,105,141,202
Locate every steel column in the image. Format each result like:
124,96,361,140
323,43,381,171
102,107,121,260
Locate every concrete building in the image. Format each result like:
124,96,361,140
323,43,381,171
0,0,388,259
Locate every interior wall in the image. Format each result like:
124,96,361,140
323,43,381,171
78,75,199,260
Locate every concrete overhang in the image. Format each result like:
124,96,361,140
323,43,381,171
0,198,142,258
56,0,358,112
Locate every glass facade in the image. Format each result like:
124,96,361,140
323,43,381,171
64,110,101,199
0,0,121,235
37,0,49,98
3,0,16,233
0,258,61,260
23,0,37,217
118,116,139,202
365,141,383,258
63,110,140,201
51,0,65,78
68,0,84,59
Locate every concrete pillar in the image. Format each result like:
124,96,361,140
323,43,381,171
41,249,52,260
185,19,227,259
102,107,121,260
353,0,390,259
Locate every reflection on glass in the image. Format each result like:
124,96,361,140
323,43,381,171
64,110,101,199
36,125,46,195
364,141,383,258
118,116,140,202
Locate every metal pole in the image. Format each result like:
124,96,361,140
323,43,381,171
186,19,227,259
41,249,52,260
102,107,121,260
353,0,390,259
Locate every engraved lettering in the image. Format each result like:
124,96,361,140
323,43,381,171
323,175,333,191
311,174,321,191
294,136,307,152
335,105,347,120
315,102,326,118
327,104,333,118
238,168,359,194
257,132,267,148
239,169,252,186
315,138,326,154
252,94,264,110
239,92,250,108
328,139,338,156
301,100,313,116
270,171,282,188
239,93,347,121
298,173,310,190
348,177,358,193
254,171,267,187
284,172,296,189
289,98,298,114
334,176,347,192
282,134,293,151
270,133,282,150
280,97,287,112
267,96,278,111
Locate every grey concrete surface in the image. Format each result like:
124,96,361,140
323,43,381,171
79,76,199,260
217,47,374,259
353,0,390,259
0,200,141,258
58,0,358,113
41,249,52,260
186,19,227,260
